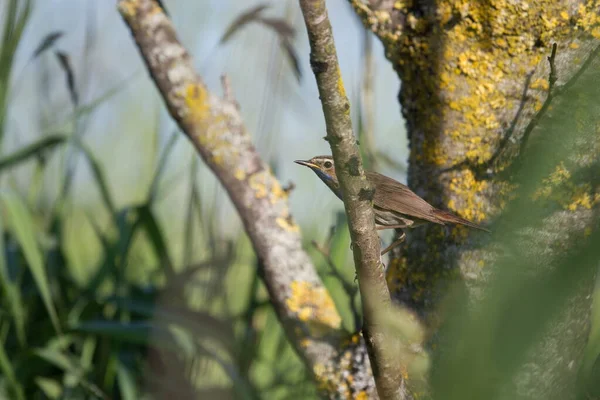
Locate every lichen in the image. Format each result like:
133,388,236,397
276,216,300,232
286,281,342,335
366,0,600,227
336,65,347,99
117,0,139,18
447,169,489,223
533,162,600,210
248,170,290,205
311,332,375,398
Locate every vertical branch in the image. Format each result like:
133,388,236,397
298,0,404,398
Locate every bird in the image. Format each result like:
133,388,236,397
295,155,490,255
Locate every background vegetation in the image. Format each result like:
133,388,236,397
0,0,599,399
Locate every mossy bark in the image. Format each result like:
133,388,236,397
350,0,600,398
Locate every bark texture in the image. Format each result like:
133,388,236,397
349,0,600,398
117,0,378,397
298,0,406,398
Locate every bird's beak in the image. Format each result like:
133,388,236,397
294,160,318,169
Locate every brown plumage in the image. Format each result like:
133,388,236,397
295,155,489,254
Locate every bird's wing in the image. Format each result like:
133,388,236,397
368,171,443,224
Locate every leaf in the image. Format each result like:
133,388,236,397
219,3,270,44
35,347,74,371
117,362,137,400
107,296,236,353
281,38,302,82
258,17,295,39
35,346,108,399
85,207,140,294
0,134,67,171
69,69,140,121
0,191,61,334
0,0,32,149
0,213,26,346
148,130,179,204
34,377,62,399
136,205,174,276
219,3,300,86
0,339,25,400
72,320,177,349
31,31,64,59
74,139,117,216
55,50,78,107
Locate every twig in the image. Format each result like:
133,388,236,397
518,43,558,157
220,74,238,108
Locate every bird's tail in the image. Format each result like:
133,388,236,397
433,210,491,233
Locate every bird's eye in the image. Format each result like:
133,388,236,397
323,161,333,169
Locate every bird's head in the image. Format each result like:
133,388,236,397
294,155,342,198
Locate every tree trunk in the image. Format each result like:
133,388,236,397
350,0,600,398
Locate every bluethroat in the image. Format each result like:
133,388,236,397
295,155,490,255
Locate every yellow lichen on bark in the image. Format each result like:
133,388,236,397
533,162,600,210
286,281,342,334
116,0,139,18
336,65,348,101
276,216,300,232
248,170,290,203
182,83,239,165
447,169,489,223
311,337,372,399
381,0,599,223
183,83,210,126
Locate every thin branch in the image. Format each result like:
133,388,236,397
299,0,404,398
518,43,558,157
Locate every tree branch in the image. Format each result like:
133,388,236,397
117,0,376,397
298,0,405,398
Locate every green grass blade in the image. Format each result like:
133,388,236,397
34,377,62,399
116,362,137,400
0,213,25,346
68,70,140,122
148,130,179,204
72,320,177,349
0,134,66,171
85,208,140,294
0,0,32,150
0,191,61,334
73,139,116,216
107,295,236,353
136,205,174,276
0,339,25,400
